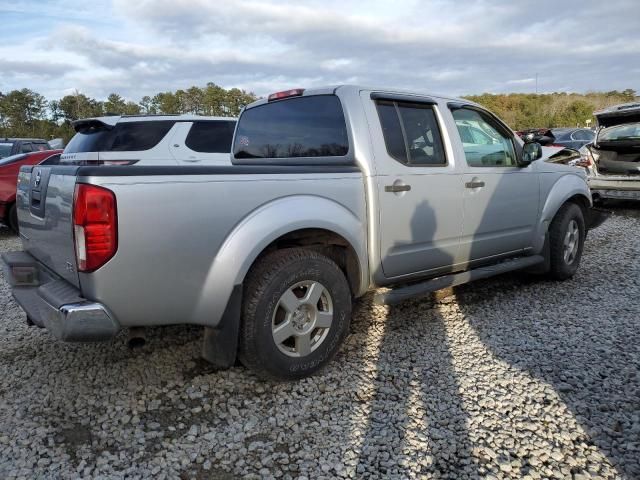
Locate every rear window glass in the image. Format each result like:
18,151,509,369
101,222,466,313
599,123,640,141
0,142,13,158
234,95,349,159
65,121,175,153
185,121,236,153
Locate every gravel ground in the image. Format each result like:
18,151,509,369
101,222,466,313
1,206,639,479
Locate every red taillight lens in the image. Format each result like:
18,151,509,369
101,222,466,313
73,184,117,272
267,88,305,101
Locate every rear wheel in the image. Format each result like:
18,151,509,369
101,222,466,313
548,203,585,280
239,248,352,380
7,204,18,234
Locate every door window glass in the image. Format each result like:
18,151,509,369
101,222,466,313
376,100,447,166
452,109,517,167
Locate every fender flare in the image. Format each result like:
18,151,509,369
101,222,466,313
193,195,368,328
532,173,592,253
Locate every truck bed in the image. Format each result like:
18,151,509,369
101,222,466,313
15,164,366,331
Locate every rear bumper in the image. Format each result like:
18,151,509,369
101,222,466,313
589,175,640,200
1,251,120,341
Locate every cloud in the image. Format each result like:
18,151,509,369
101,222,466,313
1,59,77,78
0,0,638,100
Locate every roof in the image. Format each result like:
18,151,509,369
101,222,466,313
71,114,237,128
244,84,474,110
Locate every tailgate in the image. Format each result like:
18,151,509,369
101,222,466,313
16,165,81,287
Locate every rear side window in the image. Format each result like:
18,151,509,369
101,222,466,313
376,100,447,166
21,143,33,153
185,121,236,153
234,95,349,160
65,121,175,153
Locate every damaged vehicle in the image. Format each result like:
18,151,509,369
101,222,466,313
580,103,640,201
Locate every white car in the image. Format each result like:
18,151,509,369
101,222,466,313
60,115,236,165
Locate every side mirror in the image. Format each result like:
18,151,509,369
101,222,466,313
521,134,543,164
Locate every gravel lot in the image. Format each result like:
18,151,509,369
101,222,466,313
1,206,639,480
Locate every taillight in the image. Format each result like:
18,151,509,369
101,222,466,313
73,184,117,272
267,88,305,101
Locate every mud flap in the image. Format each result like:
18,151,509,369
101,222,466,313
201,284,242,369
586,207,610,231
524,235,551,275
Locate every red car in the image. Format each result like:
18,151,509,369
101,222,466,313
0,149,63,232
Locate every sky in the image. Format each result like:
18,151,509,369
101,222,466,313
1,0,639,101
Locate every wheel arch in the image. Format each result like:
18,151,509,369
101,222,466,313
532,174,592,253
192,195,368,329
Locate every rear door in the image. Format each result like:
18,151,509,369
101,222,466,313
450,106,539,263
363,92,464,279
169,120,235,164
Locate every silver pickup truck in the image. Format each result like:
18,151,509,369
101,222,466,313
2,85,603,380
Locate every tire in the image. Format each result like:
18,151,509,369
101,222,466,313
8,204,18,234
239,248,352,380
548,202,585,280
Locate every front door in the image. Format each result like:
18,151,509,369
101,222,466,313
451,107,539,263
363,93,465,279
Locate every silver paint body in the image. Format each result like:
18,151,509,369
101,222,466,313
14,85,591,332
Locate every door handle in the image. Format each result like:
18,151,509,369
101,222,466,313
385,184,411,193
465,181,485,189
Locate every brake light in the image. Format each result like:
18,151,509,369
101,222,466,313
268,88,305,102
73,184,117,272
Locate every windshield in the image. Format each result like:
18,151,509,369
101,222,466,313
599,123,640,141
0,142,13,159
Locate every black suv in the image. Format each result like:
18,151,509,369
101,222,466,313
0,138,52,159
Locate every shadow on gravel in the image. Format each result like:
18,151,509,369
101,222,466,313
353,200,477,478
353,296,477,478
453,262,640,479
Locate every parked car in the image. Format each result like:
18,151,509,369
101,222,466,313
579,102,640,201
60,115,236,165
516,128,595,150
0,138,52,159
2,85,604,380
0,149,63,232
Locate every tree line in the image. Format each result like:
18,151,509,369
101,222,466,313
0,84,637,143
463,89,638,130
0,83,257,142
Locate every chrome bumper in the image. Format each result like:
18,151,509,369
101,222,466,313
1,251,120,341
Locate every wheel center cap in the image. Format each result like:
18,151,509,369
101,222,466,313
292,305,313,331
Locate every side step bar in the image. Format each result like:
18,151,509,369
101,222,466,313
374,255,545,305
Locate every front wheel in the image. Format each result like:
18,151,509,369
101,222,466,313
548,203,585,280
239,248,352,380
